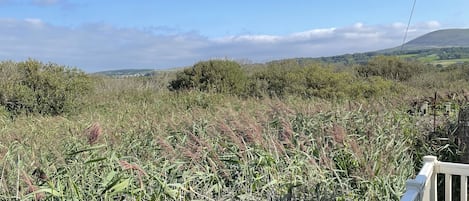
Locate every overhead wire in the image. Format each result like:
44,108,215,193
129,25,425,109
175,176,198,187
400,0,417,52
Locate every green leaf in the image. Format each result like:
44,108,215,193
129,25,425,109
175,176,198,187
67,144,106,155
163,186,178,200
102,171,117,188
29,188,63,197
110,178,131,193
85,157,107,164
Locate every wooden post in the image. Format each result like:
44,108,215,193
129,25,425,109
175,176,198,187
433,92,437,133
457,106,469,163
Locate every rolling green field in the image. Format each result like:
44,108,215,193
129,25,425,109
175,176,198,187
432,58,469,66
0,58,467,200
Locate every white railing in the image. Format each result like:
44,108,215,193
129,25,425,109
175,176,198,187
401,155,469,201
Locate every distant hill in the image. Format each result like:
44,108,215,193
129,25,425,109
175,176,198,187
381,28,469,53
272,47,469,67
404,28,469,49
269,28,469,67
93,69,155,77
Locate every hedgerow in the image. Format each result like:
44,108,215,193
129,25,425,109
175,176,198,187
0,59,93,116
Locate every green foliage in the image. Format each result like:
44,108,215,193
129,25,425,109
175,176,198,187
357,56,424,81
3,57,469,200
0,59,93,116
168,60,247,95
348,76,403,99
248,64,290,98
250,62,399,100
0,92,425,200
250,63,351,99
452,62,469,81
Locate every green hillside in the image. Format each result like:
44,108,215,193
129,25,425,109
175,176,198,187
271,29,469,67
269,47,469,67
404,28,469,48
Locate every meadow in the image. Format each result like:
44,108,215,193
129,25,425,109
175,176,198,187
0,58,467,200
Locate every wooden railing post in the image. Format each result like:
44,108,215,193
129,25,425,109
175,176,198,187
401,156,437,201
422,156,438,201
461,175,467,201
445,174,452,201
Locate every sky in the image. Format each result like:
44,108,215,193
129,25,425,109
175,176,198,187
0,0,468,72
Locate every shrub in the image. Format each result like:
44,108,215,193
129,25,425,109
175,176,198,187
356,56,424,81
0,59,93,116
168,60,247,95
294,64,352,99
251,63,354,99
249,65,291,98
347,76,402,99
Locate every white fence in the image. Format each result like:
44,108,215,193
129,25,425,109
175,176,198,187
401,155,469,201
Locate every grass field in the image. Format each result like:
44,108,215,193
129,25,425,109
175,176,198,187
0,62,465,200
432,58,469,66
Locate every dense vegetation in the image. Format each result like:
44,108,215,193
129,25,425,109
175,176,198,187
1,57,468,200
168,60,247,95
0,59,92,116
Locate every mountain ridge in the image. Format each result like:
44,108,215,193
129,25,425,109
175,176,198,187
380,28,469,53
404,28,469,48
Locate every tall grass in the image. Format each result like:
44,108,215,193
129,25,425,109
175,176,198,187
0,75,460,200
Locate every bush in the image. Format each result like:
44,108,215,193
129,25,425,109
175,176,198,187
168,60,247,95
0,59,93,116
249,65,291,98
251,63,354,99
347,76,402,99
357,56,424,81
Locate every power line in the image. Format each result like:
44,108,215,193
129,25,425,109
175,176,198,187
400,0,417,52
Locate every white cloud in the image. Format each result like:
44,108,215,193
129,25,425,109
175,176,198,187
353,22,365,29
24,18,44,26
0,19,442,72
289,28,336,40
419,20,441,29
215,35,281,43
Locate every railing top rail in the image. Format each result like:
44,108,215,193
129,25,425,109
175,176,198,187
401,156,437,201
419,156,437,176
437,161,469,176
401,155,469,201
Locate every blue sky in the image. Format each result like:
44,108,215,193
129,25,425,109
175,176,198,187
0,0,468,72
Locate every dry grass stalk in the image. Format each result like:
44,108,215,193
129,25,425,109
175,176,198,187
155,136,176,158
181,135,204,162
86,122,102,145
184,132,211,162
187,132,209,150
119,160,148,176
270,101,296,116
270,138,286,156
207,154,230,180
21,171,44,201
331,124,346,145
349,139,363,159
182,145,203,162
280,119,294,148
219,121,245,152
119,160,148,189
233,118,264,149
